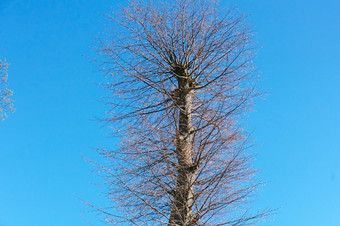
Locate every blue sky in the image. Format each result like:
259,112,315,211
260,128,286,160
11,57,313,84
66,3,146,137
0,0,339,225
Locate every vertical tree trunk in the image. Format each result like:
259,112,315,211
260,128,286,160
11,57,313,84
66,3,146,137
169,72,196,226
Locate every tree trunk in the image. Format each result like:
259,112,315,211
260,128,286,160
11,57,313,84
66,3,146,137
169,72,196,226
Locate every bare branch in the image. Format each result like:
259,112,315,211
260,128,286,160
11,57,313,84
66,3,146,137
93,0,269,225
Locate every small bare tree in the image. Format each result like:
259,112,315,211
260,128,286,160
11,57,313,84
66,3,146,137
95,0,267,225
0,59,14,121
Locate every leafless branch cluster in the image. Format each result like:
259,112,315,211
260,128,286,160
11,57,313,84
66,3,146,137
0,59,14,121
95,0,267,225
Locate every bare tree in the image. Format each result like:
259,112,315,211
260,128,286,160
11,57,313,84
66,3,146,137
95,0,267,225
0,59,14,121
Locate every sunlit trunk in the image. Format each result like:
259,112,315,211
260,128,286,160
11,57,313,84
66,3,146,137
169,71,196,225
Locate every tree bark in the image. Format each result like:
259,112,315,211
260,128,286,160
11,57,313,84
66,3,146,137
169,70,197,226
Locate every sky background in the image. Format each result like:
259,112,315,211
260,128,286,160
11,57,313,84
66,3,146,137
0,0,339,225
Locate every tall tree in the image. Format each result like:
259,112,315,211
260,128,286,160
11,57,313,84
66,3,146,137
95,0,267,225
0,59,14,121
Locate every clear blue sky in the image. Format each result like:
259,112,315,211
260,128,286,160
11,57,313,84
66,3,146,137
0,0,339,225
